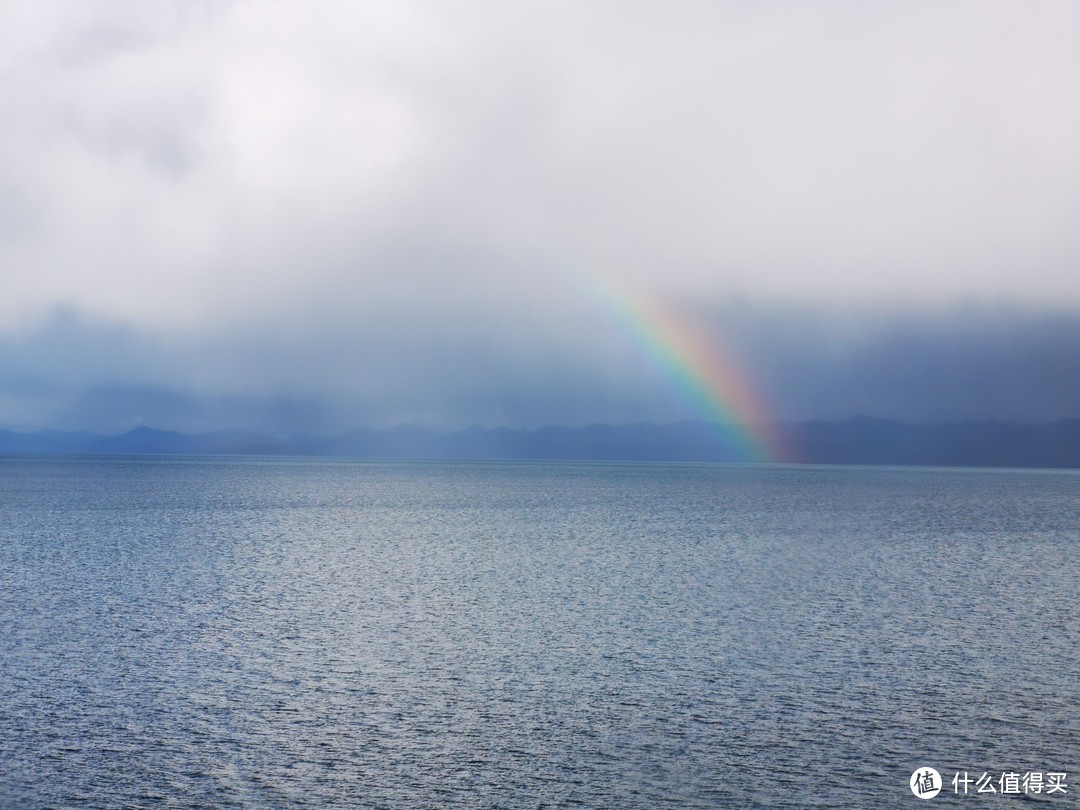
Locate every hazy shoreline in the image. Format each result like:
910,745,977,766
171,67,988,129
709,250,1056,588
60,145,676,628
3,417,1079,469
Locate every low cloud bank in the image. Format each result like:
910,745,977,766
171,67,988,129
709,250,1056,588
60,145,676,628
2,302,1077,434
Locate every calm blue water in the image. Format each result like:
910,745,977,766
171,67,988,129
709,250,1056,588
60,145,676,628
0,457,1076,808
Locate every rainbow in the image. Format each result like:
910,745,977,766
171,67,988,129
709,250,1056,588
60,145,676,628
574,275,790,463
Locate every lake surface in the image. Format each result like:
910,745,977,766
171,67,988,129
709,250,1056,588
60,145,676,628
0,457,1076,808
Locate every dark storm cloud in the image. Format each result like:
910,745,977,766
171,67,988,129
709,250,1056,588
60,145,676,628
0,296,671,433
2,302,1077,434
702,302,1080,424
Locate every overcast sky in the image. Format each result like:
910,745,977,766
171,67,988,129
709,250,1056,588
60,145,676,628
2,1,1079,433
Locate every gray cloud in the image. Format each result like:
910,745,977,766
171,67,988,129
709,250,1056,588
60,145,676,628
1,2,1079,431
699,301,1080,424
2,301,1078,434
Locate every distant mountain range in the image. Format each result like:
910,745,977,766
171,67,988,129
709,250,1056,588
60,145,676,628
2,417,1080,468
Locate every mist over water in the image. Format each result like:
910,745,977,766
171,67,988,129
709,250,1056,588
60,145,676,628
2,458,1076,807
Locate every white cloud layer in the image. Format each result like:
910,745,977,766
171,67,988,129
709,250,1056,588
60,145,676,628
4,2,1080,327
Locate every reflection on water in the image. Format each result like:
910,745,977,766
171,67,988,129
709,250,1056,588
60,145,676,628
1,458,1077,807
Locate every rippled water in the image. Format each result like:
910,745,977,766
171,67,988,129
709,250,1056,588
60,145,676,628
0,457,1076,808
